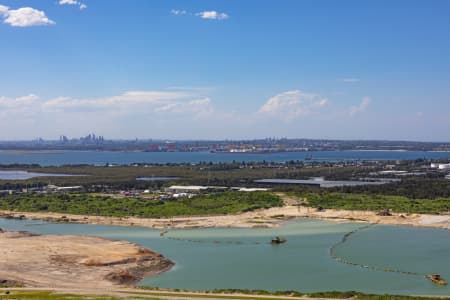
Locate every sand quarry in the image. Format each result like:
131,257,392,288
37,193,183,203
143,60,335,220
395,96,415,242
0,229,173,289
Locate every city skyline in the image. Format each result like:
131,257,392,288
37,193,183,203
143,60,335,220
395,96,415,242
1,134,450,144
1,0,450,141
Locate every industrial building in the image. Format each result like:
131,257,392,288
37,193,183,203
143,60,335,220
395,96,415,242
165,185,269,194
165,185,211,193
254,178,398,188
430,163,450,170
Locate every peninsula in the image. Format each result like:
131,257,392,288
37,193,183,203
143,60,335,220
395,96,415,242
0,229,173,289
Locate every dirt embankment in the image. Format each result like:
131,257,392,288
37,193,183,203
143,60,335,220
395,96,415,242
1,193,449,230
0,229,173,289
1,204,449,230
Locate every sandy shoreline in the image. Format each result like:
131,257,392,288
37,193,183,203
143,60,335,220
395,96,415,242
0,229,173,289
0,205,448,297
1,205,448,230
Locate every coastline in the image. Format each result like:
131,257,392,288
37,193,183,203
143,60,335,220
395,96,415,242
1,149,449,153
1,205,449,230
0,150,66,154
1,288,448,300
1,206,449,297
0,229,174,289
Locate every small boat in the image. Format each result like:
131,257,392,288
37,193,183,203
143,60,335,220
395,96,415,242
426,274,448,285
271,237,287,244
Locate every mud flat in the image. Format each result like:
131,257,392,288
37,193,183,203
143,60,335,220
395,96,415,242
0,229,173,289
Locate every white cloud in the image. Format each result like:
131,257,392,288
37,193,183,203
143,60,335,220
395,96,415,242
349,96,371,116
0,94,40,119
258,90,329,120
0,5,9,17
171,9,229,20
171,9,187,16
0,90,220,138
41,91,195,113
59,0,78,4
0,91,214,116
196,11,229,20
0,94,39,108
155,98,212,115
59,0,87,10
1,6,54,27
340,78,360,83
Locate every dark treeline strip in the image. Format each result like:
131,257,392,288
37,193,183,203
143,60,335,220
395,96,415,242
293,192,450,214
0,163,376,190
334,178,450,199
1,161,449,199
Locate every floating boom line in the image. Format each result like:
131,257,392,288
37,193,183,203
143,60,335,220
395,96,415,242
329,223,422,276
160,230,265,245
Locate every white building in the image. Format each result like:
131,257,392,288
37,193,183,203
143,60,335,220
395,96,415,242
173,193,195,199
46,185,83,192
237,188,269,192
165,185,209,193
438,163,450,170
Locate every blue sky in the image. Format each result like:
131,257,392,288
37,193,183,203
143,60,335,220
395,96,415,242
0,0,449,141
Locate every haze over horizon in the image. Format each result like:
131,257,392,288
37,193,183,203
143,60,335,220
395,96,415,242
1,135,450,144
1,0,449,141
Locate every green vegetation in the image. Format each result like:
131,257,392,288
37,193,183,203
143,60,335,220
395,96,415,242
1,288,448,300
2,161,450,200
338,177,450,199
1,163,359,190
306,290,449,299
0,192,282,218
294,192,450,214
138,287,450,300
0,291,121,300
1,162,449,217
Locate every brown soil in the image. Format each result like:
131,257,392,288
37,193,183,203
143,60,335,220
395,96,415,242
1,203,448,231
0,230,173,289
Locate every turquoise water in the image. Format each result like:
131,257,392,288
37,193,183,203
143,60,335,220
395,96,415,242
0,218,449,296
0,150,449,166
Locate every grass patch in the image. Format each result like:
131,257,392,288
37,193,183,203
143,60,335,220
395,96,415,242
136,287,450,300
0,291,119,299
1,289,448,300
292,192,450,214
0,191,282,218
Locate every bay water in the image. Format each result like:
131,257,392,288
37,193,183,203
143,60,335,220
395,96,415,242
0,218,448,296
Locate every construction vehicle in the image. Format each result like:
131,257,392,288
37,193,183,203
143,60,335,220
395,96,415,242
426,274,447,285
271,237,287,244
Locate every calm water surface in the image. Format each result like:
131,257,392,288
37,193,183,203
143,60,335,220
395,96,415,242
0,170,79,180
136,177,181,181
0,218,448,296
0,150,449,166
